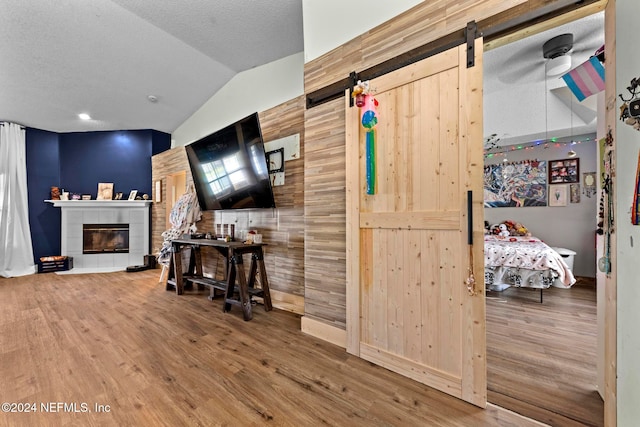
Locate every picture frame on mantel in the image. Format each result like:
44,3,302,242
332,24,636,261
97,182,114,200
128,190,138,200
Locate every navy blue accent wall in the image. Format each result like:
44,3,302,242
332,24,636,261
152,130,171,155
25,128,170,261
25,128,61,261
59,130,156,198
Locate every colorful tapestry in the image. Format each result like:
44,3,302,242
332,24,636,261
483,160,547,207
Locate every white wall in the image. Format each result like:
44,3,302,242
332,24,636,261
484,139,598,277
171,52,304,147
302,0,422,62
172,0,423,147
616,0,640,424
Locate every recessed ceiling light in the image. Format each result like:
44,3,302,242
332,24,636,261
78,113,91,120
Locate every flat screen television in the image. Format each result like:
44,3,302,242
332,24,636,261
185,113,276,210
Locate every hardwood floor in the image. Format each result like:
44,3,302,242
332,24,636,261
0,270,540,427
486,278,603,427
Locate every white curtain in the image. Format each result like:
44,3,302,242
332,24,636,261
0,122,35,277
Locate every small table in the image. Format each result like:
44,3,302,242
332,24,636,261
166,238,272,321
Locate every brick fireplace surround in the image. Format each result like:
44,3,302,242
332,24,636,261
46,200,151,273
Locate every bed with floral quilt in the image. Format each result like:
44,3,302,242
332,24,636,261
484,235,576,293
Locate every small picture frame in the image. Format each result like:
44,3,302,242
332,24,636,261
570,183,581,203
128,190,138,200
549,158,580,184
97,182,114,200
549,184,568,207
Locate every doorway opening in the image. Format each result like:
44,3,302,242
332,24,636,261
483,10,605,426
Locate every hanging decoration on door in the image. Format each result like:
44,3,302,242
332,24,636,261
354,80,379,195
632,150,640,225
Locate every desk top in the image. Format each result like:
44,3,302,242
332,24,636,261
171,238,265,250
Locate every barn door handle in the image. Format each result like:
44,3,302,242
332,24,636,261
467,190,473,245
465,190,477,296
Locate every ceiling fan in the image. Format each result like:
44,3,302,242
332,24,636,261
542,33,574,76
493,27,602,84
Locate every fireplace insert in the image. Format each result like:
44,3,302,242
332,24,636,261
83,224,130,254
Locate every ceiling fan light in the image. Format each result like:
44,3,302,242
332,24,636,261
546,55,572,77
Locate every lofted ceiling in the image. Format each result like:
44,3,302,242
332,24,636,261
484,11,605,148
1,2,603,141
0,0,303,134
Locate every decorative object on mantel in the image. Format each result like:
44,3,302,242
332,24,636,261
353,80,379,195
71,193,81,200
97,182,114,200
128,190,138,200
50,186,60,200
483,160,547,208
619,76,640,131
114,192,123,200
81,194,91,200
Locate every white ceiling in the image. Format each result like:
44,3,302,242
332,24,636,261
1,2,603,141
484,12,605,148
0,0,303,134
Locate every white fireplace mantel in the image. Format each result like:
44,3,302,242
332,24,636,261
46,200,152,208
46,199,152,273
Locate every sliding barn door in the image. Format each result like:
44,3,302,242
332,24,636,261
346,39,486,407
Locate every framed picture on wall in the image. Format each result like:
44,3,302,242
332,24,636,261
549,184,568,207
549,158,580,184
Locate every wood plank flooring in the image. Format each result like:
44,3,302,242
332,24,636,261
0,270,540,427
487,278,603,427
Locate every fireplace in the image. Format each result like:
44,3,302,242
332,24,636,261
83,223,130,254
47,199,151,273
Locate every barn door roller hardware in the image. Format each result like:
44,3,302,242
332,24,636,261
306,21,478,109
466,21,478,68
305,0,603,110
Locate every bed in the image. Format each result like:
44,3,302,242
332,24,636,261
484,235,576,294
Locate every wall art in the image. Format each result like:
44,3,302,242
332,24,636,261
549,184,568,207
549,158,579,184
483,160,547,207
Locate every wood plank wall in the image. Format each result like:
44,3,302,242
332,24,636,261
152,96,306,314
303,98,348,328
302,0,573,332
151,146,192,255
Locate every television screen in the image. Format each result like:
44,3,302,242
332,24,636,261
185,113,276,210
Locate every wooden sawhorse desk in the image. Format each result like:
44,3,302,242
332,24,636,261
166,238,272,321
